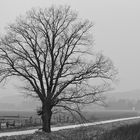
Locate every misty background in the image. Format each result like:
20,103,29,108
0,0,140,111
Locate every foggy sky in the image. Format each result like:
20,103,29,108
0,0,140,97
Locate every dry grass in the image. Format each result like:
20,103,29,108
0,126,104,140
99,122,140,140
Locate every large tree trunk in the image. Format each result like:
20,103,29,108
41,104,52,133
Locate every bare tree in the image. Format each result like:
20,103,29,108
0,6,117,132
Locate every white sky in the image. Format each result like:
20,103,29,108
0,0,140,97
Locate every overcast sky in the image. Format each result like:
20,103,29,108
0,0,140,97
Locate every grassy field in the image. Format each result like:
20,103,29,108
0,110,138,121
82,110,139,122
0,110,138,133
1,118,140,140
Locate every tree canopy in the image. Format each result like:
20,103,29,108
0,6,117,132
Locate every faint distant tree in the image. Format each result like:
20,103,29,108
0,6,117,132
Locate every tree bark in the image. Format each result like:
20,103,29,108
41,104,52,133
